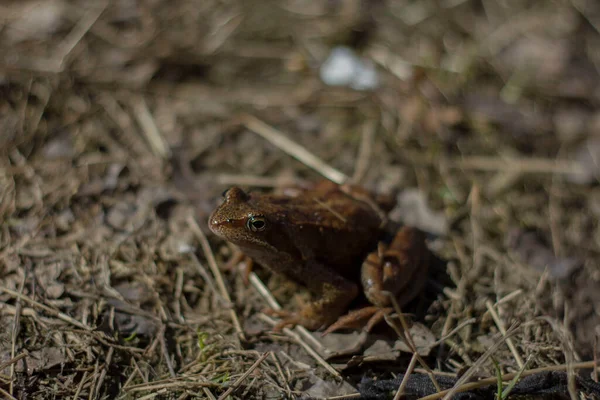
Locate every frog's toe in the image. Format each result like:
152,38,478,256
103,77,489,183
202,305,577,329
262,308,303,331
322,306,390,336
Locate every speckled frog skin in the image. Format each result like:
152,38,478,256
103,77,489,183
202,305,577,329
209,180,429,331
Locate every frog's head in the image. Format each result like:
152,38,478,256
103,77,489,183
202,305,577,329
208,187,276,251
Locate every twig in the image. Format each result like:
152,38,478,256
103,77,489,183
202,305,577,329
386,296,441,392
9,271,26,396
394,353,418,400
441,324,520,400
242,114,348,184
257,313,340,379
485,300,524,368
55,3,107,70
130,95,171,159
73,371,89,400
0,353,27,373
215,174,301,188
159,326,176,378
0,387,17,400
0,287,92,331
217,352,270,400
248,273,326,353
94,346,114,396
352,118,377,183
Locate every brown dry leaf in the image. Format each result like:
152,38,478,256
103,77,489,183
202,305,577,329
303,376,357,398
319,331,368,358
363,339,397,361
392,322,437,356
19,347,66,373
390,189,448,235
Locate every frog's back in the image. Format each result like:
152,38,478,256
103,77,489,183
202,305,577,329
256,185,384,276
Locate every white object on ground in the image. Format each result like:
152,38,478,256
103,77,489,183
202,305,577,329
319,46,379,90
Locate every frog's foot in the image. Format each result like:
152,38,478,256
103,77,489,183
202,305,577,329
262,308,324,331
322,306,392,336
361,226,430,308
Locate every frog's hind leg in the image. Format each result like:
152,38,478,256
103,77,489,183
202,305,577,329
322,227,431,335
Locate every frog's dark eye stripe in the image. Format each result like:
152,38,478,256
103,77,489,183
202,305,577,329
246,216,267,232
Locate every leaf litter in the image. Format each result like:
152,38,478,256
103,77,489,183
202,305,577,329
0,0,599,399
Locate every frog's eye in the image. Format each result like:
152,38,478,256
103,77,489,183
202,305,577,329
246,216,267,232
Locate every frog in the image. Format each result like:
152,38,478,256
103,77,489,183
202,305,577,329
208,179,430,332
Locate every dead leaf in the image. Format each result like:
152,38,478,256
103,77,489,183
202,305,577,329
391,189,448,235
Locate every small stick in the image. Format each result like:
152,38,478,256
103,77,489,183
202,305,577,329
0,287,92,331
0,387,17,400
387,296,441,392
130,96,171,159
441,324,520,400
159,326,176,378
0,353,27,373
73,371,89,400
249,273,325,352
215,174,301,188
257,314,340,379
394,353,419,400
352,118,377,183
243,114,348,184
217,352,270,400
486,300,524,368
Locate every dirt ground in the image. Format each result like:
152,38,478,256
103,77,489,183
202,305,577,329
1,0,600,399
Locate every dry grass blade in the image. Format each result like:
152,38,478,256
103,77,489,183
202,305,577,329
257,313,341,379
248,272,326,353
217,351,270,400
485,300,524,368
394,353,419,400
440,324,520,400
387,295,441,392
3,0,599,397
130,95,171,159
0,287,92,331
352,118,377,183
0,387,17,400
242,114,348,184
0,353,27,373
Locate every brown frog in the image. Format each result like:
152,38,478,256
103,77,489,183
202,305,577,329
208,180,430,332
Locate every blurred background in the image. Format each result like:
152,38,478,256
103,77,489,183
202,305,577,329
0,0,599,398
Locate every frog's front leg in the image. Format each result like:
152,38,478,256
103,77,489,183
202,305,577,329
266,262,359,331
324,226,430,335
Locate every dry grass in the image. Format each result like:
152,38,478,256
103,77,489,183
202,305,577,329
0,0,599,398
